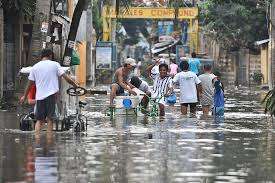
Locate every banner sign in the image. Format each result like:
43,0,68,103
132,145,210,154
103,7,198,19
96,42,113,69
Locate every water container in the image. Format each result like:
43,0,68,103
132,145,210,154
114,96,140,108
123,98,132,109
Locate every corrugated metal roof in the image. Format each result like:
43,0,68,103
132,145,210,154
255,39,270,45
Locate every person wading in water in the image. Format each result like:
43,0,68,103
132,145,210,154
110,58,137,106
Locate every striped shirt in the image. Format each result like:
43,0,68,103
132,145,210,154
152,76,173,99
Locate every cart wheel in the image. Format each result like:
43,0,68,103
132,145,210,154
66,87,87,96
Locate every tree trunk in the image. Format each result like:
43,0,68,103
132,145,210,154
86,0,95,86
62,0,86,66
28,0,52,64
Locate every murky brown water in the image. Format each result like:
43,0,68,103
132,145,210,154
1,87,275,183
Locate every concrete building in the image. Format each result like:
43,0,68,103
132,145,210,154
255,39,270,85
256,1,275,88
0,0,90,103
0,2,36,100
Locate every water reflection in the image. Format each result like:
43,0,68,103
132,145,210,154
0,88,275,182
34,134,58,183
24,146,35,182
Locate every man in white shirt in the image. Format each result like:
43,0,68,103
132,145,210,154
173,61,202,116
20,49,78,135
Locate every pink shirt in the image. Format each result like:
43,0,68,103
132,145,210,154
170,63,178,75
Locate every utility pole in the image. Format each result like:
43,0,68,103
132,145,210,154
269,0,275,89
111,0,116,42
86,0,95,87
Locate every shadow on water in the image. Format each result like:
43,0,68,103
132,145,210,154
1,87,275,182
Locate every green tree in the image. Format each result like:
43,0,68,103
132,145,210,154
198,0,270,51
1,0,36,19
92,0,103,41
167,0,194,30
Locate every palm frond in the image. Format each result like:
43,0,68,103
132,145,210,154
262,88,275,116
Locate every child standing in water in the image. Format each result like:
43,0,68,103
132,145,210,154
150,63,173,116
173,61,202,116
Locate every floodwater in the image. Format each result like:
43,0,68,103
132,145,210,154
1,87,275,183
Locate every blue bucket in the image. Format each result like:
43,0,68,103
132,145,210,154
123,99,132,109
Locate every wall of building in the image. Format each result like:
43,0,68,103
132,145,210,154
29,0,51,64
3,15,16,97
260,46,268,84
208,44,261,86
75,42,86,86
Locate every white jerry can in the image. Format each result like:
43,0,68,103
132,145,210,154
114,95,140,109
113,96,141,115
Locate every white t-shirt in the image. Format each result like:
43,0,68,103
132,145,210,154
173,71,201,103
28,60,65,100
139,80,150,93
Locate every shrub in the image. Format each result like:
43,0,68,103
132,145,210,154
252,72,263,84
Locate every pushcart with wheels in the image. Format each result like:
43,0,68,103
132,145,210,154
61,86,88,132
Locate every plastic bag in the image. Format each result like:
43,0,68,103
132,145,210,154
71,50,80,66
166,93,176,105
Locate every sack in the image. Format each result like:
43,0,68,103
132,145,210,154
213,107,224,116
166,93,177,105
71,50,80,66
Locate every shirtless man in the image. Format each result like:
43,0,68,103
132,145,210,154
110,58,137,105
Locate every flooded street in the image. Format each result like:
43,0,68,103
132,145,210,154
1,87,275,183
